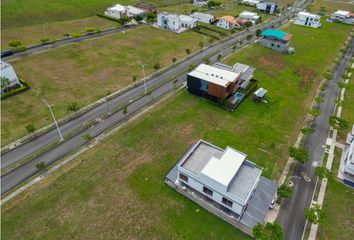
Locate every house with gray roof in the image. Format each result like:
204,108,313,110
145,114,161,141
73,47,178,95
165,140,277,236
1,60,22,94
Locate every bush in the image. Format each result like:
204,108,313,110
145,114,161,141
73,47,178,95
301,127,315,135
8,40,22,48
71,32,81,38
315,166,331,179
172,57,177,63
40,38,50,44
256,29,262,37
185,48,191,54
304,203,325,224
277,184,293,198
1,79,30,100
253,222,284,240
86,28,95,33
329,116,349,130
289,147,309,163
246,34,253,41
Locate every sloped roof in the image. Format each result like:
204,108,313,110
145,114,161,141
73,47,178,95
220,15,236,23
261,29,292,41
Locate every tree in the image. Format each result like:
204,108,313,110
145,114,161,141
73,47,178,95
134,14,143,22
153,62,160,71
132,75,137,81
185,48,191,54
67,102,80,117
118,16,130,25
172,57,177,63
198,41,204,49
8,40,22,48
304,203,325,224
246,34,253,41
301,127,316,135
289,147,309,163
35,162,46,171
208,0,221,8
146,13,156,23
1,77,11,93
26,124,36,137
82,134,93,141
123,106,128,114
245,21,253,29
277,184,293,199
253,222,284,240
256,29,262,37
329,116,350,130
315,166,331,180
308,109,321,117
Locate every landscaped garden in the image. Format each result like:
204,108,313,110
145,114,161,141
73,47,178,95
2,20,352,239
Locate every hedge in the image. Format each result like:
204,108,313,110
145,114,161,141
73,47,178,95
1,79,30,100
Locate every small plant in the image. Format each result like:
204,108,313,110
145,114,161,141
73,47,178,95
315,95,324,103
203,58,210,64
86,28,95,33
185,48,191,54
132,75,137,82
301,127,316,135
289,147,309,163
82,134,93,141
217,54,222,60
8,40,22,48
26,124,36,136
63,33,70,37
96,29,102,34
246,34,253,41
35,162,46,171
40,38,50,44
67,102,80,117
253,222,284,240
277,184,293,199
153,62,160,71
304,203,325,224
188,64,195,72
315,166,331,179
198,41,204,48
172,57,177,63
337,81,346,89
123,106,128,114
308,109,321,117
72,32,81,38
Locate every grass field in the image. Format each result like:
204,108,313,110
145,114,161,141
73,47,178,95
1,0,190,29
2,21,352,239
1,26,210,146
1,16,117,49
308,0,354,14
317,148,354,240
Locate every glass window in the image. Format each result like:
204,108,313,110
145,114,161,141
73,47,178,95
203,186,213,196
179,173,188,182
222,197,233,207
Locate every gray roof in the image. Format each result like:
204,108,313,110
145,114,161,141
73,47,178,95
213,62,255,81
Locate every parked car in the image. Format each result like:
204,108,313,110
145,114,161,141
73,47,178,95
269,199,275,209
1,50,13,58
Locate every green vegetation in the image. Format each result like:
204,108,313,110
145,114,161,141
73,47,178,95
301,127,315,135
35,161,46,171
253,222,284,240
308,0,354,15
288,147,309,163
1,26,211,146
314,166,331,180
277,184,293,199
329,116,350,130
304,203,326,224
1,20,352,239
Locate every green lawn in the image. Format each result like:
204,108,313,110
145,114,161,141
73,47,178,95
317,148,354,240
1,20,351,239
308,0,354,15
1,26,210,146
1,0,190,29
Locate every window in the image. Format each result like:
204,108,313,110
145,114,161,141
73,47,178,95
203,186,213,196
277,45,280,48
179,173,188,182
271,43,274,47
222,197,233,207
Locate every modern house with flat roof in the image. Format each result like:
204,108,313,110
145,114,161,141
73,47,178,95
1,60,22,94
187,63,241,100
294,11,321,28
256,2,278,14
104,4,128,19
190,12,215,24
165,140,277,236
329,10,354,25
126,5,146,18
239,11,261,24
157,12,197,33
340,126,354,187
260,29,294,53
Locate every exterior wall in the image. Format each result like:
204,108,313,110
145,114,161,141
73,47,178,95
257,3,277,14
1,63,22,93
343,140,354,177
208,82,228,99
216,19,232,29
181,18,197,28
157,14,180,31
260,38,289,52
105,8,127,19
331,13,354,25
294,14,321,28
187,74,230,100
191,13,215,24
178,169,244,215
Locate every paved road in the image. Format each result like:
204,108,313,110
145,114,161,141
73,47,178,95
1,3,307,194
277,36,354,240
2,24,144,61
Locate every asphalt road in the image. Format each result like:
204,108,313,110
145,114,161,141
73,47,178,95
277,36,354,240
1,2,307,194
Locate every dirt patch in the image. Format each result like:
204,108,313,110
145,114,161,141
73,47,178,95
296,66,316,90
257,55,286,69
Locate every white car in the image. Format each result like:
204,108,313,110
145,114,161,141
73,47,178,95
269,199,275,209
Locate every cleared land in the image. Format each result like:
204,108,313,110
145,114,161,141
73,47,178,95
1,26,210,146
1,16,117,49
308,0,354,14
2,21,352,239
317,148,354,240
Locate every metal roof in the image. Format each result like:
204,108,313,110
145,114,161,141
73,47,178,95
261,29,292,41
254,87,268,98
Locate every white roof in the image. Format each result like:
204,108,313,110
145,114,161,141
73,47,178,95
188,64,240,87
240,11,258,17
0,60,11,70
180,14,195,22
191,12,214,19
298,11,320,18
334,10,350,16
127,5,145,15
108,4,126,11
201,147,246,187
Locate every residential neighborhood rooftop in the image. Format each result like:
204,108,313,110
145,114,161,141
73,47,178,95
261,29,292,41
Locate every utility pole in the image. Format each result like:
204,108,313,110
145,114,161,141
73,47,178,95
42,99,64,141
141,63,147,94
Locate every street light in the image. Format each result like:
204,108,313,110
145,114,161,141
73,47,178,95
141,63,147,94
42,99,64,141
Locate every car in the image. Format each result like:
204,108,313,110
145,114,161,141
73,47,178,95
1,50,13,58
269,199,275,209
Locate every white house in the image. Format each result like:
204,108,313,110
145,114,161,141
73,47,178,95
166,139,277,232
126,5,146,18
190,12,215,24
329,10,354,25
239,11,261,24
341,127,354,187
256,2,278,14
1,61,22,94
294,11,321,28
157,12,197,32
104,4,127,19
216,16,237,30
242,0,262,6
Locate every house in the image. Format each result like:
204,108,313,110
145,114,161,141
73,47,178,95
104,4,128,19
256,2,278,14
294,11,321,28
190,12,215,24
187,63,241,101
329,10,354,25
341,127,354,187
165,140,277,235
126,5,146,18
260,29,294,53
253,87,268,101
157,12,197,32
193,0,209,6
239,11,261,24
135,2,157,13
213,62,256,89
242,0,262,6
216,16,237,30
1,61,23,94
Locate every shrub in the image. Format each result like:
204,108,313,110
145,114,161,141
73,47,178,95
256,29,262,37
82,134,94,141
289,147,309,163
1,79,30,100
8,40,22,48
253,222,284,240
246,34,253,41
329,116,349,130
315,166,331,179
277,184,293,198
185,48,191,54
35,162,46,171
301,127,316,135
304,203,326,224
40,38,50,44
86,28,95,33
172,57,177,63
153,62,160,71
